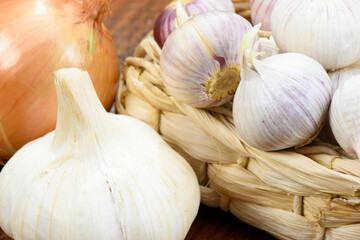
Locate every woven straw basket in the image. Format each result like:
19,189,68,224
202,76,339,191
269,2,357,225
115,0,360,239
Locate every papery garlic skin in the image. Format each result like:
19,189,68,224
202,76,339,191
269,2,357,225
154,0,234,48
271,0,360,70
233,53,332,151
258,36,279,60
330,75,360,158
250,0,277,31
329,68,360,95
0,68,200,240
160,11,252,108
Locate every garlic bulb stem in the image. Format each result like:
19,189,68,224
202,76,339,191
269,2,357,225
239,24,262,69
175,0,190,28
52,69,107,147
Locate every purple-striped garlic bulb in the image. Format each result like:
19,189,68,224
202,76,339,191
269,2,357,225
160,11,252,108
250,0,277,31
233,26,332,151
154,0,234,48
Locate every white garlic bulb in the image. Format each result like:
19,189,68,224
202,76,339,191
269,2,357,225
330,75,360,158
250,0,277,31
317,68,360,144
271,0,360,70
160,11,252,108
329,68,360,95
154,0,235,48
233,26,332,151
0,68,200,240
321,66,358,146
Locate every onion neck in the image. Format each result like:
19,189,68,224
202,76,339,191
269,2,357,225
81,0,112,24
52,68,107,147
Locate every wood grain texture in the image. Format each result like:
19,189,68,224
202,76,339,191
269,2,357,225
0,0,276,239
186,205,276,240
104,0,170,65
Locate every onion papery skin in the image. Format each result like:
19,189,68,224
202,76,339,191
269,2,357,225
0,0,119,160
154,0,235,48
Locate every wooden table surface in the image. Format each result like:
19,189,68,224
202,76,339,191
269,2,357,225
0,0,276,239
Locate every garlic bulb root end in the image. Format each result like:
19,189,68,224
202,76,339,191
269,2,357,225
204,66,240,100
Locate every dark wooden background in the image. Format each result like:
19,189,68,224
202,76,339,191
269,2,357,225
0,0,277,239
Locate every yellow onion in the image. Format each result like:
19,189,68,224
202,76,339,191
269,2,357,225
0,0,119,160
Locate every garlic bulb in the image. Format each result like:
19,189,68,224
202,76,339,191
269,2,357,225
271,0,360,70
329,68,360,95
233,26,332,151
258,36,280,60
317,68,360,144
154,0,235,48
316,68,360,145
0,68,200,240
250,0,277,31
330,75,360,158
160,11,252,108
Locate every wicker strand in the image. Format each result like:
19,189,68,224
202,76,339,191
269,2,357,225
294,196,303,216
